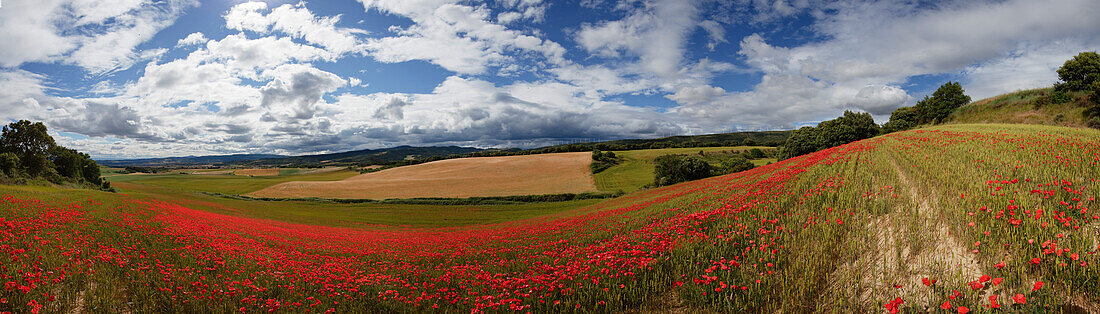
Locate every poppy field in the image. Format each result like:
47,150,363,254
1,124,1098,313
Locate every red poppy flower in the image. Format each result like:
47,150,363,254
1013,294,1026,304
1033,281,1044,291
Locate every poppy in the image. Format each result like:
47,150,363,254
1013,294,1026,304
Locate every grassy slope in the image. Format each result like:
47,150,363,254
106,169,360,195
945,87,1091,127
1,124,1097,313
594,146,776,192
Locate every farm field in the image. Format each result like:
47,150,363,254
248,152,597,199
3,124,1096,312
594,146,776,192
106,168,360,195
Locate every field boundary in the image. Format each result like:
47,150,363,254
203,191,625,205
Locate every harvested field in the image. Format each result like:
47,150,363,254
247,152,596,199
234,168,280,176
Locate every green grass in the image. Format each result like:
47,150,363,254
594,146,775,192
107,169,360,195
945,87,1091,127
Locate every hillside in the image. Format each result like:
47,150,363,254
247,152,597,199
98,153,287,167
944,87,1092,127
2,123,1096,313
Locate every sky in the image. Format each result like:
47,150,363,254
1,0,1098,159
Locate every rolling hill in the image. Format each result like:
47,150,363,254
3,123,1097,313
246,152,597,199
98,153,287,167
945,87,1093,128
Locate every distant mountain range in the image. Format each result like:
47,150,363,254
98,154,288,167
97,146,485,167
97,130,793,167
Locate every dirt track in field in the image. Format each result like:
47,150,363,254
246,152,597,199
234,168,280,176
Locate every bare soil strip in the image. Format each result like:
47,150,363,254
246,152,597,199
826,158,984,309
233,168,280,176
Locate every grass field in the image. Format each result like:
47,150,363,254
3,124,1098,313
594,146,775,192
946,87,1091,127
106,168,360,195
248,152,597,199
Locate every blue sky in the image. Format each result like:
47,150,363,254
1,0,1098,158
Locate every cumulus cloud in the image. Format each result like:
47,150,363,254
176,32,208,47
0,0,197,74
226,1,367,55
360,0,566,74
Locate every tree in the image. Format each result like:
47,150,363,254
52,147,83,179
927,82,971,123
882,106,919,133
778,126,822,159
817,111,879,147
653,154,713,186
1056,51,1100,92
0,153,18,176
0,120,56,176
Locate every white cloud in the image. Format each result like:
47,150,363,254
176,32,208,47
0,0,197,74
226,2,367,55
360,0,565,74
698,20,727,51
576,0,699,77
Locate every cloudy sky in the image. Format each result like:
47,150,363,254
1,0,1098,158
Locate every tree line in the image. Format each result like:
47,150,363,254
775,51,1100,161
0,120,112,191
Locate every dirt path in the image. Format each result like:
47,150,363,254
826,157,986,309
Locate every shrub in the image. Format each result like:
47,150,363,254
1089,117,1100,129
719,156,755,174
653,154,713,187
590,149,620,174
748,148,766,159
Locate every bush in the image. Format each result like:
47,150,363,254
590,149,620,174
719,156,755,174
653,154,713,187
1088,117,1100,129
748,148,766,159
1056,51,1100,92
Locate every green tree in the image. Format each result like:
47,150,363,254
1056,51,1100,91
81,158,102,185
653,154,713,186
0,120,56,176
52,147,83,179
927,82,971,123
882,106,919,133
817,111,880,147
0,153,18,176
778,126,822,159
